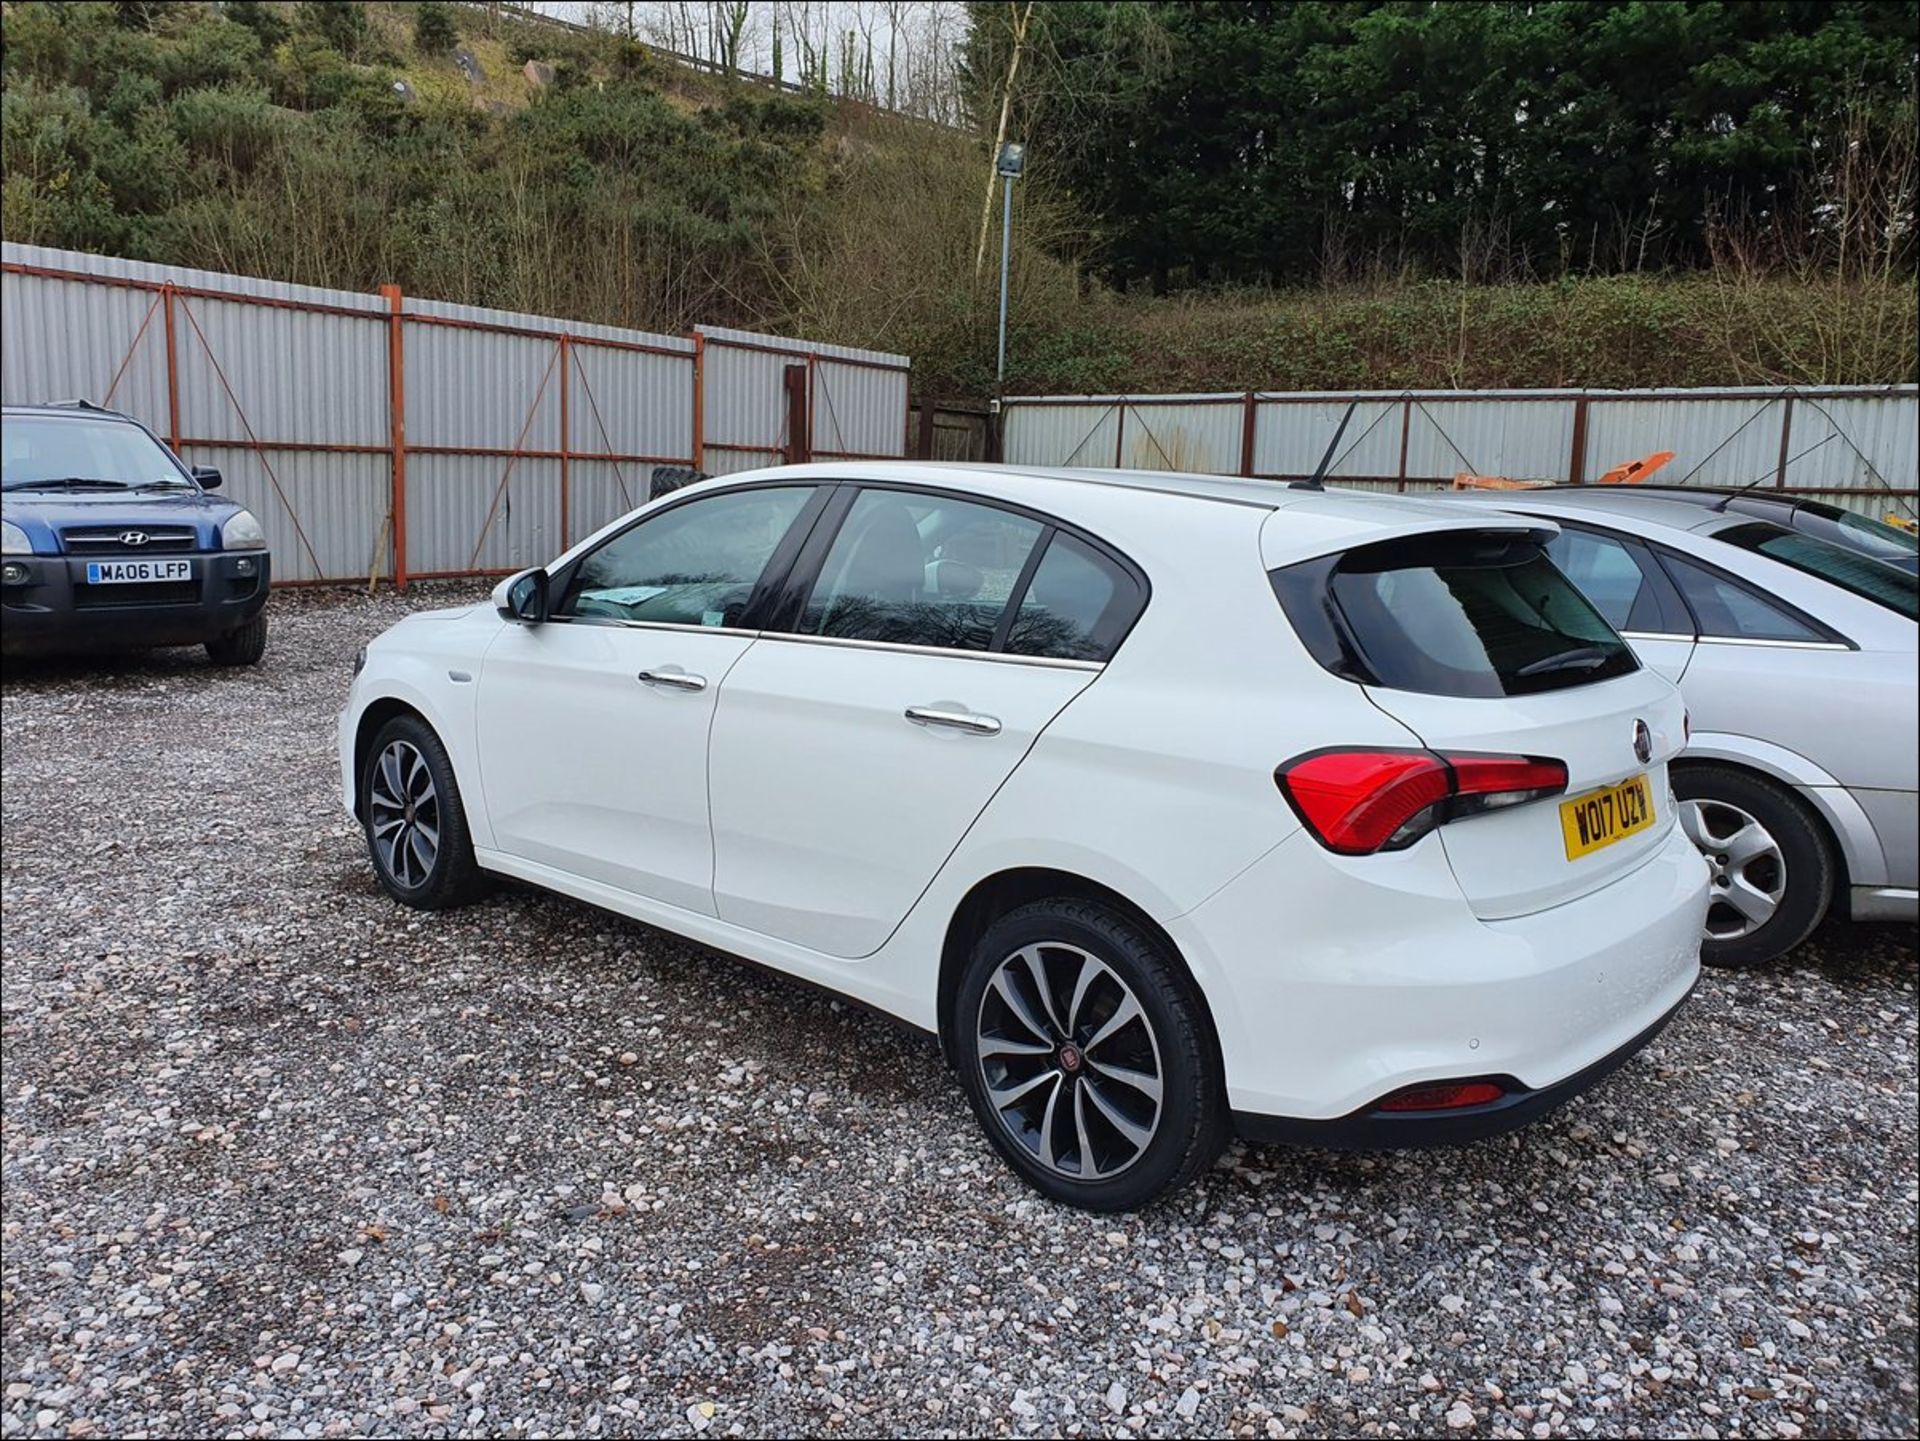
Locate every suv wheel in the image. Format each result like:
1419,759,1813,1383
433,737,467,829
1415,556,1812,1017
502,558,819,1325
361,715,486,910
954,899,1227,1211
1675,765,1833,969
206,614,267,666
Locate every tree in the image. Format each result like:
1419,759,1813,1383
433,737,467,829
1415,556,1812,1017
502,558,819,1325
414,1,458,55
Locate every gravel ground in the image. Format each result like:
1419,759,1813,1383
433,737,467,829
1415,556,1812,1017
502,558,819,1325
2,587,1916,1441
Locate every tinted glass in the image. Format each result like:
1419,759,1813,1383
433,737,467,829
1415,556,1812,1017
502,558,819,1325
2,415,191,490
1005,533,1140,661
802,490,1043,650
1715,521,1917,619
1278,532,1639,697
1546,528,1667,632
1660,551,1823,641
561,485,812,626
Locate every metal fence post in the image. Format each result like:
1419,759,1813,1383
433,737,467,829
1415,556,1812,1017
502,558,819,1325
1775,395,1795,487
558,333,571,546
1239,392,1256,477
1568,396,1591,485
381,284,408,592
161,283,181,451
691,332,706,470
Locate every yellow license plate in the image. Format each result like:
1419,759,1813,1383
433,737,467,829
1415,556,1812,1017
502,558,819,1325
1559,774,1656,860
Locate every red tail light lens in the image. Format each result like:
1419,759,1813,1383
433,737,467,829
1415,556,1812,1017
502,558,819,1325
1276,749,1568,855
1276,750,1452,855
1375,1081,1506,1112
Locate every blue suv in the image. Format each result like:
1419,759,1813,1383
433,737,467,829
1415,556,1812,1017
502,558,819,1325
2,402,271,663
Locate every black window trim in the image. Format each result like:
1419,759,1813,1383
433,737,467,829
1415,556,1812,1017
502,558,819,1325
756,478,1152,666
545,478,836,633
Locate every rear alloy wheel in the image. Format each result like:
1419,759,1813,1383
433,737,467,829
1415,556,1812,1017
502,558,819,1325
1674,765,1832,969
361,716,486,910
956,900,1226,1211
205,613,267,666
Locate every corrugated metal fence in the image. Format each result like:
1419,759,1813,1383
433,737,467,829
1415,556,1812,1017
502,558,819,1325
1004,387,1919,519
1,243,910,584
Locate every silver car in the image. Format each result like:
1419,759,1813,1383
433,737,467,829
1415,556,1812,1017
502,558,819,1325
1447,487,1917,967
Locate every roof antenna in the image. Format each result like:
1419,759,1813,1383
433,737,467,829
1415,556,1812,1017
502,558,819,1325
1293,400,1356,491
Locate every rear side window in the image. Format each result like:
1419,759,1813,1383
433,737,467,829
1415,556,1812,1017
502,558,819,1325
1545,528,1670,632
801,490,1045,651
1005,533,1141,662
1272,530,1640,697
1658,551,1826,642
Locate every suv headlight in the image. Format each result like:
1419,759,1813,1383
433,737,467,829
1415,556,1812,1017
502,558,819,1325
1,520,29,556
220,509,267,550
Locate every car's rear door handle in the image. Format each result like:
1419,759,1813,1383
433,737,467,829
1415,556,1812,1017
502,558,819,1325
905,705,1001,736
637,668,707,692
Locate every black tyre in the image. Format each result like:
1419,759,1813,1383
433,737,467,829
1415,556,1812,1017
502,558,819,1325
954,899,1228,1211
1674,764,1833,969
360,715,487,911
205,613,267,666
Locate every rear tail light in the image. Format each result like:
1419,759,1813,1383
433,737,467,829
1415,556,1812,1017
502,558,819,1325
1276,748,1568,855
1375,1080,1506,1112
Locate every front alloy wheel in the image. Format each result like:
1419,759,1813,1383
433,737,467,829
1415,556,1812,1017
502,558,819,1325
360,715,486,911
369,738,442,890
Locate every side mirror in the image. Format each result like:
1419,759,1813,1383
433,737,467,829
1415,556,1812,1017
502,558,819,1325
493,566,550,624
192,465,222,490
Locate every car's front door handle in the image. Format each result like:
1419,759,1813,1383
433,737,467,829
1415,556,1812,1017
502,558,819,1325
637,668,707,692
904,705,1001,736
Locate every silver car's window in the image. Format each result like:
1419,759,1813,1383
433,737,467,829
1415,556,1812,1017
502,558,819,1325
1660,552,1825,642
1545,528,1673,633
559,486,813,627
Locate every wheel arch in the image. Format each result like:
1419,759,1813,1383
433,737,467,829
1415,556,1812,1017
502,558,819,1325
1670,751,1856,904
934,867,1225,1077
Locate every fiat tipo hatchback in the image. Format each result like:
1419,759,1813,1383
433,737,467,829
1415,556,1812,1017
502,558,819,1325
341,463,1707,1210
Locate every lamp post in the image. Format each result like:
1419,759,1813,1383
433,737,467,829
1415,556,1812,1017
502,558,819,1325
994,142,1026,399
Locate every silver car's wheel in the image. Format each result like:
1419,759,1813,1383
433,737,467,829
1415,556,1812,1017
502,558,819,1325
975,942,1165,1181
368,738,441,890
1678,797,1786,941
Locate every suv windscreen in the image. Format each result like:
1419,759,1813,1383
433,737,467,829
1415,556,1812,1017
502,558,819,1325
1713,521,1917,618
1,414,191,490
1272,530,1639,697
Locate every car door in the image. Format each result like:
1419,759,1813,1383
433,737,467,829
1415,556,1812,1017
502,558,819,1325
706,485,1146,958
474,483,822,914
1544,523,1697,683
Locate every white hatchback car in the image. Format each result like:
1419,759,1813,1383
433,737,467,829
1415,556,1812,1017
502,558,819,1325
341,464,1707,1209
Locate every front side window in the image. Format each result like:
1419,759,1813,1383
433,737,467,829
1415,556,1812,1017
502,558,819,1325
2,415,192,491
559,485,813,626
1713,521,1917,619
800,490,1044,651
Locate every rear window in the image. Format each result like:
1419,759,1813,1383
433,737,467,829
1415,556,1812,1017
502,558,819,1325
1271,530,1640,697
1714,521,1918,618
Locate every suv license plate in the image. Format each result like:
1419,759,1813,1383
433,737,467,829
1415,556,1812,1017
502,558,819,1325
1560,773,1655,860
85,559,193,584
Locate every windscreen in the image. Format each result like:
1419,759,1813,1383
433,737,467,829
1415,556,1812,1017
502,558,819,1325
2,414,189,490
1272,530,1640,698
1715,521,1918,618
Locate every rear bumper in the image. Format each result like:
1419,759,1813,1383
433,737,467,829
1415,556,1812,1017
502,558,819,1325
1,551,269,654
1235,979,1695,1147
1171,820,1709,1125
